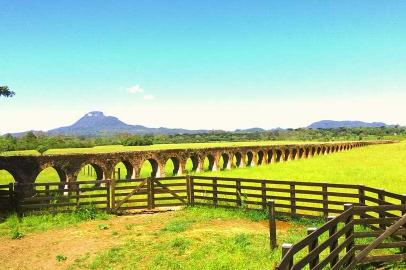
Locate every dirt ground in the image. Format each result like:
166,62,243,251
0,212,292,270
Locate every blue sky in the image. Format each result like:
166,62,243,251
1,1,406,133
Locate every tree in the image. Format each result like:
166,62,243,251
0,86,15,97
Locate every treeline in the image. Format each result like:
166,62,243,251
1,126,405,153
0,132,155,153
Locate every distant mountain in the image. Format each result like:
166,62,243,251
308,120,388,129
45,111,218,136
235,128,266,133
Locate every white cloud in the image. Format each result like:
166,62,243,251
127,85,144,94
143,94,155,100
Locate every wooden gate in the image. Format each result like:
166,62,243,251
112,177,189,212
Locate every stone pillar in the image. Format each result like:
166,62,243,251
269,150,276,163
251,153,258,166
157,163,165,178
307,148,313,158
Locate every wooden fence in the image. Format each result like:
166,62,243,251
1,176,405,216
276,204,406,270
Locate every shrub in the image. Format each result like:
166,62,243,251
74,205,99,221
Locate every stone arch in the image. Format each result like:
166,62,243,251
233,152,243,168
290,148,297,160
298,148,305,159
283,148,290,161
165,157,182,176
76,162,105,181
275,149,283,162
185,154,200,173
112,160,134,180
304,147,310,158
220,153,230,170
267,150,274,164
203,154,216,171
0,168,16,184
257,150,265,165
35,164,67,183
311,147,316,156
139,158,161,178
246,151,255,166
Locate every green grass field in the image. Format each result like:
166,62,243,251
199,141,406,194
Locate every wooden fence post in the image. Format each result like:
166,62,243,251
75,183,80,207
268,200,277,250
148,177,155,210
328,216,339,268
359,185,366,220
190,176,195,206
186,175,191,205
106,180,111,212
117,168,121,180
213,177,218,207
290,184,296,216
281,243,294,270
344,203,354,267
322,184,328,218
236,179,242,207
111,179,116,212
378,189,386,230
14,182,22,218
262,180,267,210
307,227,319,268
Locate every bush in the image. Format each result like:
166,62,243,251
74,205,99,221
11,230,24,240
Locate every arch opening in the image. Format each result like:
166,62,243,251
185,155,199,173
246,151,254,166
275,149,282,162
257,151,264,165
0,169,16,185
233,152,243,168
291,149,297,160
203,155,216,171
139,159,160,178
36,166,67,184
305,148,310,158
311,147,316,156
219,153,230,170
284,149,290,161
299,148,305,158
165,157,181,176
267,150,274,164
78,163,104,181
113,161,133,180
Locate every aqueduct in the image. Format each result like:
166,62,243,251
0,141,391,186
